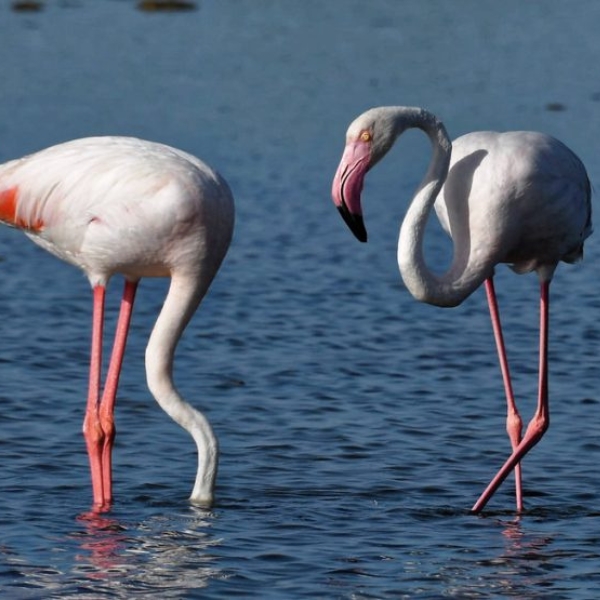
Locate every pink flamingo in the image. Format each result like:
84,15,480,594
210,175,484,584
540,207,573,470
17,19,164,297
0,136,235,511
332,106,592,512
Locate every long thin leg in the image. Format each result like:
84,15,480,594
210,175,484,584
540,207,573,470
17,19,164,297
484,278,523,511
472,280,551,513
98,279,139,505
82,285,107,509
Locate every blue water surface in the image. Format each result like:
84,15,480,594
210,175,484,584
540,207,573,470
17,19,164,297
1,1,600,598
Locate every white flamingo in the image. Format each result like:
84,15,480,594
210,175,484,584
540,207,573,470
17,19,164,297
0,136,235,511
331,106,592,512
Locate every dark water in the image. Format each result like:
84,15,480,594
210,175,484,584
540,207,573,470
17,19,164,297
1,1,600,598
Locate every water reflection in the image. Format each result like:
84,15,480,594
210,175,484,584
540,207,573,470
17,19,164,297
500,516,554,567
483,517,557,598
72,508,222,595
1,508,223,597
72,514,129,581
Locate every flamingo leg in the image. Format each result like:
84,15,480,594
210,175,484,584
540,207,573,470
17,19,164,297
83,285,107,509
484,278,523,511
472,280,551,513
98,279,138,506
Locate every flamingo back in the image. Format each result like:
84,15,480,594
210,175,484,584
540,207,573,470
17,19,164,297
0,137,235,285
434,130,592,277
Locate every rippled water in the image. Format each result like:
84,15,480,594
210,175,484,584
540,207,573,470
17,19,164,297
1,1,600,598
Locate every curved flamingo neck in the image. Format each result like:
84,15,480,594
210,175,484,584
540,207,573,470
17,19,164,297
396,110,488,307
145,273,218,505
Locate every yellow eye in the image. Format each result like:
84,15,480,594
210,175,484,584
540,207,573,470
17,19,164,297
360,131,371,142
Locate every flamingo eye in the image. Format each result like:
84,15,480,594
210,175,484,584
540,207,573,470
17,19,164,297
360,131,372,142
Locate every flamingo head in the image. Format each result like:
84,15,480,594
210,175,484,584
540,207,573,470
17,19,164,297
331,108,401,243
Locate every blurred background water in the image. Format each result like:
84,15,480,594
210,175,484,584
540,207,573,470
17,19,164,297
1,1,600,598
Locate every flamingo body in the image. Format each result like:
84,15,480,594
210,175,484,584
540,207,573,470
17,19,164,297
0,136,235,510
332,106,591,512
435,130,590,280
0,137,233,284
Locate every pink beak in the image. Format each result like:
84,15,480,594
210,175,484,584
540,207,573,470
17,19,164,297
331,140,370,242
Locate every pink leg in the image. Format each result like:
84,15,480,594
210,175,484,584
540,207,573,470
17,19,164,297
98,280,138,505
472,280,551,513
484,278,523,511
82,285,107,510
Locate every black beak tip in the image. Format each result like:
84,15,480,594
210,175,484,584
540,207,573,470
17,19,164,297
353,228,367,243
337,206,367,243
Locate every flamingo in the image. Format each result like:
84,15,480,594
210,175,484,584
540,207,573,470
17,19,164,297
331,106,592,513
0,136,235,511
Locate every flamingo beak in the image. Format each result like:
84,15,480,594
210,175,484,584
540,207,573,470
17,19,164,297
337,202,367,243
331,140,370,243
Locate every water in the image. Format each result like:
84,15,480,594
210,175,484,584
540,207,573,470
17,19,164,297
1,1,600,597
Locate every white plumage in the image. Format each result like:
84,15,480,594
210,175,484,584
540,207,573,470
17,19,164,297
332,106,591,512
0,136,235,510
